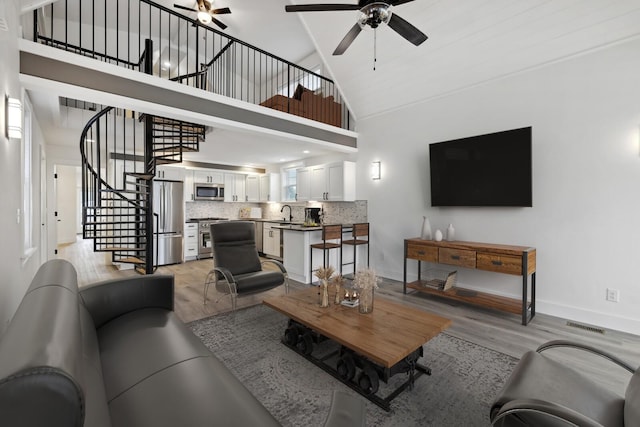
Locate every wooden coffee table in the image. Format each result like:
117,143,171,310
263,287,452,410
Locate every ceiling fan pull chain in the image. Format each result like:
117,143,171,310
373,28,377,71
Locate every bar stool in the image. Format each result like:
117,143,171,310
342,223,369,278
310,224,342,284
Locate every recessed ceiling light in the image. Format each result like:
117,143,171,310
279,158,286,162
303,150,310,154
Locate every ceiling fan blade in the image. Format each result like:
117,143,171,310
387,13,427,46
389,0,415,6
211,7,231,15
333,23,362,55
210,16,228,30
285,4,361,12
173,4,197,13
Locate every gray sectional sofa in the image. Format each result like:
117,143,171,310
0,259,285,426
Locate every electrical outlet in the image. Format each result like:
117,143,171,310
606,288,620,302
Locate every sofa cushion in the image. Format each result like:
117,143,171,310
96,308,211,401
293,83,312,100
98,307,280,426
108,356,280,427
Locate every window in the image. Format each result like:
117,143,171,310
283,167,297,201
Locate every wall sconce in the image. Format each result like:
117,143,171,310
371,161,381,180
5,96,23,140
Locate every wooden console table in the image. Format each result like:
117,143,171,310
403,238,536,325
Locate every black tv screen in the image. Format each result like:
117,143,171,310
429,127,532,207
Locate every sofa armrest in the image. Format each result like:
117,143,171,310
79,275,175,329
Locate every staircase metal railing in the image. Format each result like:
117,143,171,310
80,105,157,272
31,0,352,130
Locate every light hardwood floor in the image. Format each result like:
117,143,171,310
59,236,639,395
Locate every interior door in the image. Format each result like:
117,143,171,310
55,165,78,245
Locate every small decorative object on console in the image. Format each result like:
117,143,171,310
420,216,432,240
423,269,457,291
434,229,443,241
352,268,379,314
446,223,455,241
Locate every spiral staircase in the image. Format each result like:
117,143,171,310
81,107,205,274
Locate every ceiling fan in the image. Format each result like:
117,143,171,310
285,1,428,55
173,1,231,30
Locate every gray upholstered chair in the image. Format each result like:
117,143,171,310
203,221,288,310
490,340,639,427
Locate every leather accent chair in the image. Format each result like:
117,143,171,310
490,340,640,427
204,221,289,310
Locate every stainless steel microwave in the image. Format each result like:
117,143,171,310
194,183,224,201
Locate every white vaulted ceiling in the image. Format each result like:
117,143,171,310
290,0,640,120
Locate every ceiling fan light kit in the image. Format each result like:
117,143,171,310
197,11,212,24
285,0,428,57
357,2,392,30
173,0,231,30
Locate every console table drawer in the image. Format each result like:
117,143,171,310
438,248,476,268
477,253,522,275
407,243,438,262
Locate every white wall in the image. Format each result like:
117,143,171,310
357,39,640,335
0,0,45,334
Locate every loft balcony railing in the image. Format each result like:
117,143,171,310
30,0,352,130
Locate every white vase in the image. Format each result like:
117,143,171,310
446,224,455,241
434,229,443,241
420,216,432,240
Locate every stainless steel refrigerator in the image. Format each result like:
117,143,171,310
153,180,184,265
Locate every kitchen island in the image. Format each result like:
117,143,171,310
273,224,355,284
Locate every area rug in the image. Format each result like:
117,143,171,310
188,304,518,427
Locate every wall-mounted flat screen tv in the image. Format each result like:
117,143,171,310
429,126,532,207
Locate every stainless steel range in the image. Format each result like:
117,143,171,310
195,218,228,259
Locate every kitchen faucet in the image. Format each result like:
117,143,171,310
280,204,293,222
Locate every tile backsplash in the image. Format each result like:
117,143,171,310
186,200,367,225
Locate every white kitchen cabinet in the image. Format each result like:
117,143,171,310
193,170,224,184
245,175,260,202
156,165,184,181
184,169,194,202
298,161,355,202
224,173,247,202
263,222,281,258
326,161,356,201
259,173,280,202
295,167,310,202
309,164,327,201
183,222,198,261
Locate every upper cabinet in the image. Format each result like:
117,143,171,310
326,161,355,201
259,173,280,202
193,170,223,184
246,175,260,202
184,170,195,202
156,165,184,181
224,173,247,202
295,167,311,202
296,161,355,202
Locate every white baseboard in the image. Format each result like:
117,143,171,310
382,268,640,336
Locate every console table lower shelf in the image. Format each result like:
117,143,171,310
406,282,530,316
